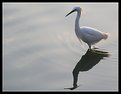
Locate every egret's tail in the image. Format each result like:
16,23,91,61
103,33,109,40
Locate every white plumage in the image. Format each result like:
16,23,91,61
66,7,109,49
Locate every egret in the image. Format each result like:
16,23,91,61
66,7,109,50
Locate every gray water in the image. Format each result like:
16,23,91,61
3,3,118,91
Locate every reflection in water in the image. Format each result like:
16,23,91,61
66,49,110,90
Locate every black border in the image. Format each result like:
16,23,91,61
1,1,119,93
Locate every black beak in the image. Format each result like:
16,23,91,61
65,9,76,17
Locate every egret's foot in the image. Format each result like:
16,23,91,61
90,49,96,53
88,48,92,51
90,49,109,57
89,48,99,53
88,48,94,52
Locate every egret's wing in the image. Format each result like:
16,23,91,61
81,26,103,37
80,26,103,43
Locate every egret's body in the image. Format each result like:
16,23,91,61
66,7,108,49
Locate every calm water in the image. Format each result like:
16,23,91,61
3,3,118,91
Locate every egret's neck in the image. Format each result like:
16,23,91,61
75,11,81,31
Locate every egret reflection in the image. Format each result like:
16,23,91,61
66,49,110,90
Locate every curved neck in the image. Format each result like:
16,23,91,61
75,11,81,31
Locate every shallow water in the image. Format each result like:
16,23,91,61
3,3,118,91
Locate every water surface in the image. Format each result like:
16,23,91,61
3,3,118,91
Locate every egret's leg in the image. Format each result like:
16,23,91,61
89,45,95,52
88,45,91,51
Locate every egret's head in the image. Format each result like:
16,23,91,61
66,7,82,17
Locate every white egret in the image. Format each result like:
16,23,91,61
66,7,109,50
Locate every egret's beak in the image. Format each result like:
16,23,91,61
65,9,76,17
